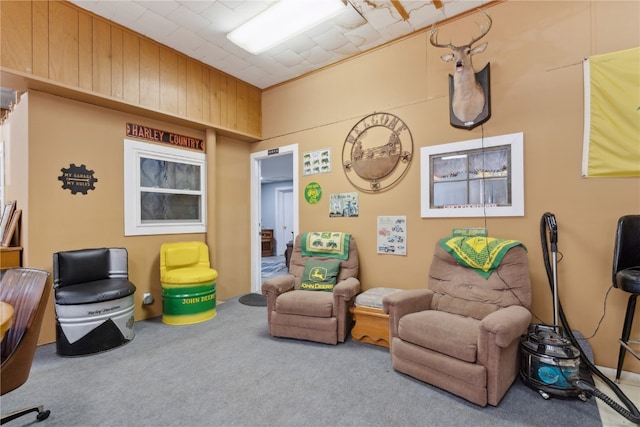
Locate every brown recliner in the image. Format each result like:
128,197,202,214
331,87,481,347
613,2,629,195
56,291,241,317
1,268,52,424
383,241,532,407
262,234,360,345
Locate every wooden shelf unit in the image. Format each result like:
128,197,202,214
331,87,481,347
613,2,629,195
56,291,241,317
0,247,22,268
261,229,274,257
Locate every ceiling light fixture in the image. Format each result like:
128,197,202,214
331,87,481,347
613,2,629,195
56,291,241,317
227,0,348,55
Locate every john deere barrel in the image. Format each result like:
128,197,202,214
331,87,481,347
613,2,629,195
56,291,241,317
160,242,219,325
161,281,217,325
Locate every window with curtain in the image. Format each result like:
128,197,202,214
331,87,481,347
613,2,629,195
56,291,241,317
421,133,524,218
124,139,206,236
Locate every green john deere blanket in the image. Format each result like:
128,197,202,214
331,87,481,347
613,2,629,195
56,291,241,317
301,232,350,260
439,236,526,279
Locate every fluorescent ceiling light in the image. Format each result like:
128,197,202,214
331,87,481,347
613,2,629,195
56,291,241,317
227,0,347,55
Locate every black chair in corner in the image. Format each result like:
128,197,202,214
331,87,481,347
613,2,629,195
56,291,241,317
612,214,640,380
1,268,52,425
53,248,136,356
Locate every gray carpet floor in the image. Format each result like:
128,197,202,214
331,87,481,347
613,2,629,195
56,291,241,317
2,296,602,426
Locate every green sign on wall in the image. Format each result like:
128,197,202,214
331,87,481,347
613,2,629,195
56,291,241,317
304,182,322,205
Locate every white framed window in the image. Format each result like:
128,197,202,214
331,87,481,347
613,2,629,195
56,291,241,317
124,139,206,236
420,132,524,218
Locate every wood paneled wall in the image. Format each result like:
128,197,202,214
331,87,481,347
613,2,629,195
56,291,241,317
0,0,261,138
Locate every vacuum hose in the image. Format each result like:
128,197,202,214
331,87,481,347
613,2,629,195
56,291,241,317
540,212,640,424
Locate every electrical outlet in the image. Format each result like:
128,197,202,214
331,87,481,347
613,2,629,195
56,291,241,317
143,292,154,305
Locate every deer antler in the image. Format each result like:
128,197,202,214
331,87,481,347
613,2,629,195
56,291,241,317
429,26,453,49
468,11,492,46
429,10,492,49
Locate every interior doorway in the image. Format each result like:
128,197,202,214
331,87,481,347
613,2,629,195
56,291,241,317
250,144,298,294
275,186,294,256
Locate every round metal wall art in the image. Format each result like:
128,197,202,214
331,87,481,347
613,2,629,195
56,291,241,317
342,112,413,193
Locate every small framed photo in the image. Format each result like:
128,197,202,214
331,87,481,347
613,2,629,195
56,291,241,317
1,209,21,246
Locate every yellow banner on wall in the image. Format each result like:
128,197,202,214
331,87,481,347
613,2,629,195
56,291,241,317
582,47,640,177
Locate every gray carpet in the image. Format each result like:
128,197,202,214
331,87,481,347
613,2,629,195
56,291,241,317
2,297,602,426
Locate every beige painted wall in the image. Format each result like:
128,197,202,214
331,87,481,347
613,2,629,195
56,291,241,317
3,90,252,345
214,135,252,299
257,1,640,373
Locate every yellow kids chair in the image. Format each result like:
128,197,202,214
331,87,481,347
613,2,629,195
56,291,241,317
160,242,218,325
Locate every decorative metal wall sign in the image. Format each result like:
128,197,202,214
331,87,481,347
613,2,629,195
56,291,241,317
342,112,413,193
58,164,98,195
126,123,204,151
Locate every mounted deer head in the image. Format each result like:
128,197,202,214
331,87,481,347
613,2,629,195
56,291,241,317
430,11,492,125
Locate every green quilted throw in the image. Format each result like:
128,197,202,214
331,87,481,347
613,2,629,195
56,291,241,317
439,236,526,279
301,232,350,260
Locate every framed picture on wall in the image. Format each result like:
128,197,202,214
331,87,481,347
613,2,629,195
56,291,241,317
329,192,358,217
1,209,21,246
377,216,406,255
0,200,16,244
420,132,524,218
302,148,331,176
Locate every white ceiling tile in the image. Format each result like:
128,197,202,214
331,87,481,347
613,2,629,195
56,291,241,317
273,50,305,68
178,1,213,14
193,42,228,62
312,30,349,52
380,19,413,39
166,27,207,53
198,2,244,33
288,63,317,79
304,19,340,39
217,53,253,72
108,2,148,26
250,57,294,76
333,4,368,30
406,2,441,28
345,24,382,49
232,65,271,85
136,11,180,39
332,42,360,57
166,5,212,32
253,74,284,89
199,50,230,66
280,35,317,55
135,1,180,17
442,1,487,19
230,0,272,18
73,1,116,20
301,46,334,65
197,25,230,46
362,5,401,31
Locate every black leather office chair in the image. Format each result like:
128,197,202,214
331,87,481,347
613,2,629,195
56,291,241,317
612,215,640,380
1,268,51,424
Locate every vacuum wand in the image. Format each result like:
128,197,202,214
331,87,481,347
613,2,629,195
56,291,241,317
544,213,560,331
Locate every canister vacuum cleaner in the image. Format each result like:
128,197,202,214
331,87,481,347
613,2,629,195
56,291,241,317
519,213,588,400
519,213,640,424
